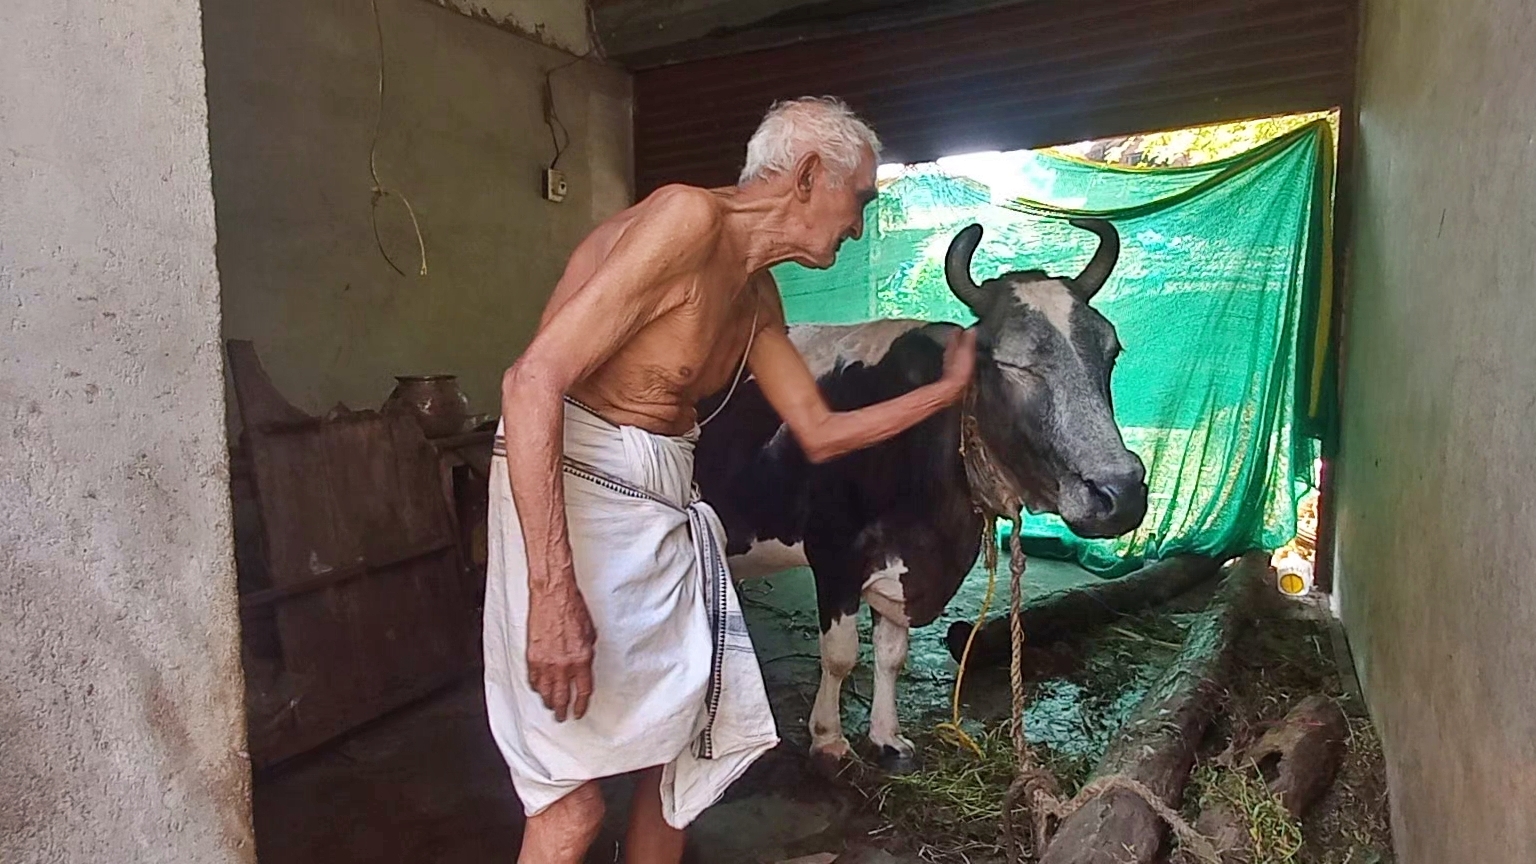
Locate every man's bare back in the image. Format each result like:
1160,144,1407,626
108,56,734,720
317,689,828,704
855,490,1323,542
544,186,781,436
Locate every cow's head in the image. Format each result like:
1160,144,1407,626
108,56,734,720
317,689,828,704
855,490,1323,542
947,220,1148,539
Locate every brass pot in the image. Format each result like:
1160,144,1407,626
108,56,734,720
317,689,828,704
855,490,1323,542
384,375,470,438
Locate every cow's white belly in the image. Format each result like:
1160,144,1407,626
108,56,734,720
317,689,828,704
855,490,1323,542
728,539,810,581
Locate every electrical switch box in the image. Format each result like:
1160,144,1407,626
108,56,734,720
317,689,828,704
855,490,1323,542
542,169,567,203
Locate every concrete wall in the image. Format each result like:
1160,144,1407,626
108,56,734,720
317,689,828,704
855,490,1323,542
595,0,815,56
433,0,592,55
205,0,632,419
1336,0,1536,861
0,1,251,862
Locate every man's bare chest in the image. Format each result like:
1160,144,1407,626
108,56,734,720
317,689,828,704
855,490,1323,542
629,285,758,397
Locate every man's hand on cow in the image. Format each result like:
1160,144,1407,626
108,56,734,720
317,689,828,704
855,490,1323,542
939,329,978,399
526,572,597,722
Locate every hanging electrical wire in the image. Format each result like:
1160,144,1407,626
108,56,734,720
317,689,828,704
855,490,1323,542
541,53,586,171
542,62,576,171
369,0,427,278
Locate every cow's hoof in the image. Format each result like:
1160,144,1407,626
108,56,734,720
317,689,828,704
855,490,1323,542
871,733,918,774
808,738,853,779
876,744,919,775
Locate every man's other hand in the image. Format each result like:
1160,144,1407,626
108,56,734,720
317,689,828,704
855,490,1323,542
939,329,978,400
526,573,597,722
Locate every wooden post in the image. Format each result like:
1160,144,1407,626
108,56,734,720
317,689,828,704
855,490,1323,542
1036,553,1271,864
947,555,1224,669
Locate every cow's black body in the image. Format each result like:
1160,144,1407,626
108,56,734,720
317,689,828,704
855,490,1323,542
693,220,1146,770
696,322,982,632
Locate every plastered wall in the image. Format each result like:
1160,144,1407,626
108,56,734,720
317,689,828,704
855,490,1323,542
1336,0,1536,860
434,0,592,55
0,0,252,861
205,0,632,420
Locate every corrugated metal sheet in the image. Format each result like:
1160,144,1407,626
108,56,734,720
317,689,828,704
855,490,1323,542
633,0,1355,192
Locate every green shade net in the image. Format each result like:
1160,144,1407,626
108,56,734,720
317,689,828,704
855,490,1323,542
774,122,1337,576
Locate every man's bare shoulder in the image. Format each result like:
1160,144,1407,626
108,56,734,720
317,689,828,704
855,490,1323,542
559,185,725,290
626,184,725,240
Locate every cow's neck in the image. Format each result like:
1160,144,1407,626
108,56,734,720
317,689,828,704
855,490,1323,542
958,386,1025,521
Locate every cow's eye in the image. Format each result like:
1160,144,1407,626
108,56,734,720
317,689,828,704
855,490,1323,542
994,359,1036,373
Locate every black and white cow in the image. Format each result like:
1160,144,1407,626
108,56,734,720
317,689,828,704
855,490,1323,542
695,219,1149,772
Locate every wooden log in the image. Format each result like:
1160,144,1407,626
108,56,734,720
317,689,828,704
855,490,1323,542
1036,552,1271,864
1190,804,1251,864
1244,694,1348,819
946,554,1223,668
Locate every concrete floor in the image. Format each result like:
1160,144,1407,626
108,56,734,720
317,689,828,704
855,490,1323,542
252,555,1098,863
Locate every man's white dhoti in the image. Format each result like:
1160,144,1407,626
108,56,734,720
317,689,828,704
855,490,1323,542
484,399,778,829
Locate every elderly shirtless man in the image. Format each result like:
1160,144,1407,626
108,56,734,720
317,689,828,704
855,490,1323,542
486,97,978,864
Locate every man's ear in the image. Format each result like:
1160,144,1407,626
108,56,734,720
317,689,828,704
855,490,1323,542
793,152,821,202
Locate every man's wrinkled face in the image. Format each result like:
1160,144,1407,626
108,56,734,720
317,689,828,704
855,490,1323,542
802,146,878,269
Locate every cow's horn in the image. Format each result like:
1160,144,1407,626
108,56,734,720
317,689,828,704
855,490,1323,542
1069,217,1119,300
945,223,988,313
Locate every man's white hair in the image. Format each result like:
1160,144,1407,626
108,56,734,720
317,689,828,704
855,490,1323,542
738,96,882,187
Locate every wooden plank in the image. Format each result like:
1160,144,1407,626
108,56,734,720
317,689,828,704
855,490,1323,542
430,429,496,452
252,554,473,765
227,339,311,429
237,541,456,611
253,432,348,587
233,342,477,767
249,413,453,588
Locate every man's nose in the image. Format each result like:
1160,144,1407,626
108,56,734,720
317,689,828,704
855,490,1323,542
849,215,864,241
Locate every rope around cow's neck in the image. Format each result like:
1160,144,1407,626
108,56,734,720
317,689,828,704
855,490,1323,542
949,400,1224,863
932,523,996,759
944,399,1052,858
1000,520,1065,862
934,398,1017,758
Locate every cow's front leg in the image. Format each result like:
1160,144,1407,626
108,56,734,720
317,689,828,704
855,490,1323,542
808,612,858,773
863,563,917,773
869,612,916,773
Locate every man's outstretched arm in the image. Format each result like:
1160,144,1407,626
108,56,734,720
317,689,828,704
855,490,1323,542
501,189,716,722
747,288,976,464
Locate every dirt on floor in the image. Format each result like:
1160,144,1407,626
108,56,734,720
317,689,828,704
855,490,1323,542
252,556,1392,864
1193,612,1395,864
805,568,1395,864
